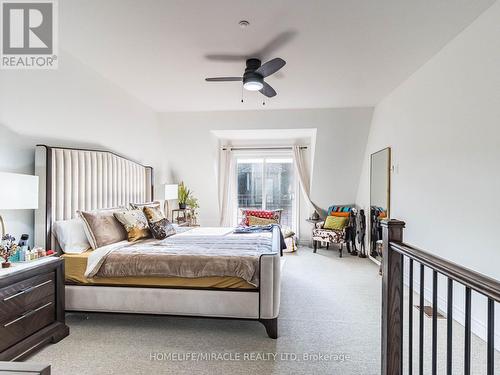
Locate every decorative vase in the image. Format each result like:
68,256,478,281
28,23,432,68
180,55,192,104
1,261,11,269
179,203,186,209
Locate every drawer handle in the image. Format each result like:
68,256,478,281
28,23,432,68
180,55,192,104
3,279,53,302
3,302,53,328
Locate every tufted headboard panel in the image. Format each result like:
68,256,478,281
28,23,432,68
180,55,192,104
34,145,153,250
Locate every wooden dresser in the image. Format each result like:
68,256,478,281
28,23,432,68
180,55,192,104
0,257,69,361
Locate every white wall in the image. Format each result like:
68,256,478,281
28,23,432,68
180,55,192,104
356,1,500,345
158,107,373,240
0,50,164,247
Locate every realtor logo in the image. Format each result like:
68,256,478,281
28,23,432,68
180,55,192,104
1,0,58,69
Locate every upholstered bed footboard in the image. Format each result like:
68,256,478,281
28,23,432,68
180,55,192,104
65,233,281,319
65,227,282,337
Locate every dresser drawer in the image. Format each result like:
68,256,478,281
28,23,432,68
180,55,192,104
0,272,55,319
0,295,55,352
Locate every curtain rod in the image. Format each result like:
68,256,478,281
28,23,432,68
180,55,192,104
221,146,308,151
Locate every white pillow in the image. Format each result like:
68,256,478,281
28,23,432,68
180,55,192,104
53,218,91,254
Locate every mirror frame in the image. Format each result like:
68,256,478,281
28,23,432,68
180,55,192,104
369,147,391,264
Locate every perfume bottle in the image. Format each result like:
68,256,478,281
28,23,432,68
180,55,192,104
18,247,25,262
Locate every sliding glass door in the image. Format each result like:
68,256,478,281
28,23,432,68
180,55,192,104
236,154,297,229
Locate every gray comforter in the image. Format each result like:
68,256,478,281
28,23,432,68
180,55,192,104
84,227,274,286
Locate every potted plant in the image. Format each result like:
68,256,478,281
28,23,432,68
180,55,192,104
1,234,18,268
186,195,199,225
178,181,191,210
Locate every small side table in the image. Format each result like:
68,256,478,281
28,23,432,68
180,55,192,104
171,208,196,226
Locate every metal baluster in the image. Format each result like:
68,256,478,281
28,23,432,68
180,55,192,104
409,259,413,375
432,270,438,375
419,264,424,375
464,287,471,375
487,298,494,375
446,279,453,375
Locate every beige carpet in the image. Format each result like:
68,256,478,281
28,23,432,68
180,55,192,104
26,247,499,374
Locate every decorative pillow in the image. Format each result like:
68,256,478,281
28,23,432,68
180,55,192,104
113,209,151,242
79,208,128,249
324,216,348,230
143,206,176,240
130,201,160,210
247,215,278,226
53,218,91,254
142,205,164,222
241,209,280,226
281,226,295,239
330,212,350,217
327,205,354,215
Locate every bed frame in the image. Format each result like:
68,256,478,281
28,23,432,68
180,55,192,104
34,145,281,338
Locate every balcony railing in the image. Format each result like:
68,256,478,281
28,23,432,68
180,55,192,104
381,219,499,375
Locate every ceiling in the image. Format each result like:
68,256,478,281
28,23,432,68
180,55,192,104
60,0,494,112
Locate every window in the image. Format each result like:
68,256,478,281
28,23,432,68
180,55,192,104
236,155,296,229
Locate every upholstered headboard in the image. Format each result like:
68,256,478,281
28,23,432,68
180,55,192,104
34,145,154,250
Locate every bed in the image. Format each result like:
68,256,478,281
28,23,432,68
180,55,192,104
34,145,281,338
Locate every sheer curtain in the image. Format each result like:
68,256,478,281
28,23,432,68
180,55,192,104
217,147,236,226
292,145,324,217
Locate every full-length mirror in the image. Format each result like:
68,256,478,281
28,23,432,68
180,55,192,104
370,147,391,262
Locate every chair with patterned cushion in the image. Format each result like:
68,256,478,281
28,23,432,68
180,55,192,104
312,206,357,257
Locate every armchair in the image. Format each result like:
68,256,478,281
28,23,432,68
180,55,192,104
312,206,357,257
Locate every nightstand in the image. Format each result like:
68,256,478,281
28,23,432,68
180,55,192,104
0,257,69,361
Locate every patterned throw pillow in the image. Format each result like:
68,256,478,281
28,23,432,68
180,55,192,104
130,201,160,210
113,209,151,242
241,209,280,226
143,206,176,240
281,226,295,239
247,215,278,226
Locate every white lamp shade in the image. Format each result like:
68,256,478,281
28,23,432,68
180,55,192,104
0,172,39,210
164,184,178,200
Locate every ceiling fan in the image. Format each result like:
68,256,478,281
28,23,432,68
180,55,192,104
205,57,286,98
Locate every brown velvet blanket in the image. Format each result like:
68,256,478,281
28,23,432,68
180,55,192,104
84,228,275,286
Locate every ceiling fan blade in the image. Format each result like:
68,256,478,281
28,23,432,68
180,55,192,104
255,58,286,77
204,54,247,62
259,82,277,98
205,77,243,82
253,30,296,59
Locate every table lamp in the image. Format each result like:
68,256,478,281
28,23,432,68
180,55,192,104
0,172,39,237
164,184,178,220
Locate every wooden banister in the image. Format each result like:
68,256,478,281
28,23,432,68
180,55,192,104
389,242,500,302
381,219,500,375
381,219,405,375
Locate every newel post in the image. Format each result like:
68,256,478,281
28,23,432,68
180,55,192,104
381,219,406,375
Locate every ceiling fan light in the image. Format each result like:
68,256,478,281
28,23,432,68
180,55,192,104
243,80,263,91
